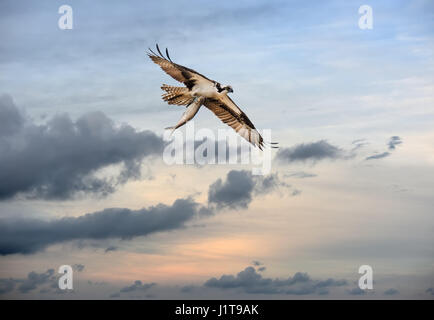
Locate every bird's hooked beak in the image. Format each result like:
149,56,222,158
227,86,234,93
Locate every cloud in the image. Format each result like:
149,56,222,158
207,170,292,210
351,139,368,152
87,280,108,286
110,280,156,298
384,288,399,295
0,94,23,136
204,266,347,295
292,189,301,196
366,136,402,160
251,261,266,272
104,246,118,253
0,94,164,200
0,197,203,255
0,278,17,295
180,285,197,293
0,168,292,255
365,152,391,160
208,170,256,210
120,280,156,293
17,269,56,293
73,264,85,272
0,264,90,296
388,136,402,150
275,140,344,164
284,171,317,179
347,287,366,295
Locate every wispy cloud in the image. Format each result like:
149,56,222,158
388,136,403,150
365,152,391,160
365,136,403,160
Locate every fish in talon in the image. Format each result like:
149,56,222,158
165,96,205,135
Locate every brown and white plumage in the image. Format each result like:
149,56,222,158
202,97,264,149
147,44,277,150
161,85,193,106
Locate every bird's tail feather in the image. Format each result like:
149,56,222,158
161,84,193,106
161,84,188,94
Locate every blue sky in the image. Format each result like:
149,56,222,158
2,0,433,130
0,0,433,299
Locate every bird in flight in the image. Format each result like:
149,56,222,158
147,44,277,150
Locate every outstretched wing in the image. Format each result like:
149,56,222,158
204,96,265,149
147,44,214,90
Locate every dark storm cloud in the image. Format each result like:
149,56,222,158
365,152,391,160
388,136,402,150
0,198,202,255
275,140,343,164
204,266,347,295
207,170,292,210
0,169,290,255
0,94,23,136
0,95,164,200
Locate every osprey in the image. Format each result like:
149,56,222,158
147,44,277,150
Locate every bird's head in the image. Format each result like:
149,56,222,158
223,85,234,93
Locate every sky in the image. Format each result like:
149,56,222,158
0,0,433,299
